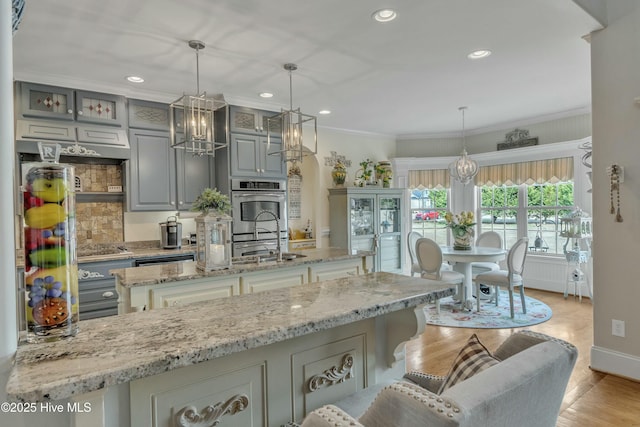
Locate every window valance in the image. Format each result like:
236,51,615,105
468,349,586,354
408,169,450,189
475,157,574,187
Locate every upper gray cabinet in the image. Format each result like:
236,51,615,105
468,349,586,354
228,105,285,178
17,82,126,127
127,129,177,211
128,99,170,131
230,134,285,178
127,127,214,212
229,105,282,136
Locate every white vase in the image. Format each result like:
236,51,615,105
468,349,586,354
452,227,474,250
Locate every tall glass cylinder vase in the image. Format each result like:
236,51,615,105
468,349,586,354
23,163,79,342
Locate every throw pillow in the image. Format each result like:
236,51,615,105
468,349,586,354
437,333,500,394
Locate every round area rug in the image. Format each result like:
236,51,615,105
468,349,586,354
425,290,552,329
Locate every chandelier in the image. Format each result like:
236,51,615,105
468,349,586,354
267,63,317,163
448,106,479,185
170,40,228,156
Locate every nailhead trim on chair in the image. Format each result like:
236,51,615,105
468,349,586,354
376,382,462,422
519,330,578,353
313,405,361,426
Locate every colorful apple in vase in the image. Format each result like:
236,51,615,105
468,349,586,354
29,176,68,203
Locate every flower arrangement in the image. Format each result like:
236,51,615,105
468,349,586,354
445,211,476,249
359,159,374,182
354,159,375,186
444,211,476,232
191,188,231,215
332,160,347,186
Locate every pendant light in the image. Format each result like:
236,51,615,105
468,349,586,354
449,106,479,185
267,63,318,163
170,40,228,156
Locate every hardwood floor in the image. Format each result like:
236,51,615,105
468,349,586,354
405,289,640,427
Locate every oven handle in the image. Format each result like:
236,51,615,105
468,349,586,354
233,242,277,249
233,193,285,198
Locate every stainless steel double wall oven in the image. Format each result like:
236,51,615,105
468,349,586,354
230,178,288,257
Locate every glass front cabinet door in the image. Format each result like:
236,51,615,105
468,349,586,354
349,195,376,253
378,195,402,272
329,187,405,273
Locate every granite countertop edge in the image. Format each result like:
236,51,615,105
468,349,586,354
112,248,375,288
6,273,454,402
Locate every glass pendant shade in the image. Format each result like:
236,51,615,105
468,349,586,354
171,40,228,156
267,63,317,163
448,106,479,185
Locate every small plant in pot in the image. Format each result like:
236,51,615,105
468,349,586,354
191,188,231,216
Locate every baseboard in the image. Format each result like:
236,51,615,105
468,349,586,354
590,345,640,381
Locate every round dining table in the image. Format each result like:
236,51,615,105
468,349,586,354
440,246,507,308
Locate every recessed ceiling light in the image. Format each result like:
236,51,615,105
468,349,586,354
467,50,492,59
126,75,144,83
259,92,274,98
319,110,331,115
372,9,397,22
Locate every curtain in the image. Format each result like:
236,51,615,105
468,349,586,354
409,169,450,189
475,157,574,186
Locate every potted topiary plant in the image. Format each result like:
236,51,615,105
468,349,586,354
191,188,231,215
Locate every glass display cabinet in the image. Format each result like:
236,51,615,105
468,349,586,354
329,187,404,273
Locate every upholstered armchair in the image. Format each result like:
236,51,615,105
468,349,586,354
299,330,577,427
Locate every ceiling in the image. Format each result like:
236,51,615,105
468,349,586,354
11,0,602,138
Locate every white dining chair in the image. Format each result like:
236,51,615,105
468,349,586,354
472,231,503,302
407,231,423,277
472,231,503,274
473,237,529,318
408,231,452,277
416,237,465,313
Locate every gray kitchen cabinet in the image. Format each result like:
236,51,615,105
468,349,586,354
229,105,282,135
328,187,405,273
230,133,285,178
127,129,176,211
227,105,285,179
127,99,170,131
78,259,134,320
127,128,214,211
16,81,126,127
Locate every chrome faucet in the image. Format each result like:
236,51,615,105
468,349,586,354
253,210,282,262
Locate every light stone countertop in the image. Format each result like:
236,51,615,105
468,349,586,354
6,272,455,402
112,247,373,288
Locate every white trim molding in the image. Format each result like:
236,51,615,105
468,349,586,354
591,345,640,381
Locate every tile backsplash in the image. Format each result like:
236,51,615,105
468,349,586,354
74,163,122,192
74,164,124,245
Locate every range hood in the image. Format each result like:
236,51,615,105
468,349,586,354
16,119,130,161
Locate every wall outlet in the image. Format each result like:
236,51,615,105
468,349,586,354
612,319,625,337
108,185,122,193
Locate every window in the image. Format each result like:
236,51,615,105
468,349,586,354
411,188,449,245
478,181,574,254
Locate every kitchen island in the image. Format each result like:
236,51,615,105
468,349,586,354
113,247,374,313
6,272,455,427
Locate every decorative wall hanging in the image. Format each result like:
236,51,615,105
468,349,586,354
497,128,539,151
288,173,302,220
324,151,352,168
579,140,592,192
607,164,623,222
